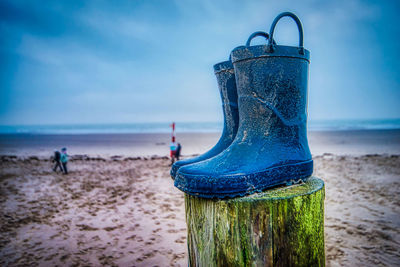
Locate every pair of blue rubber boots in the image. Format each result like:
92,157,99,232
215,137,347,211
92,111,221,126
171,12,313,199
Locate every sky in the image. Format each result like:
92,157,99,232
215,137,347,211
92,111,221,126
0,0,399,125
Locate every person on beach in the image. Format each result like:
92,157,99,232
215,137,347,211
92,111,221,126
52,150,63,173
60,147,68,174
170,137,178,164
176,143,182,161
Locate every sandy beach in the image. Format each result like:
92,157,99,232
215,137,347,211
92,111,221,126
1,130,400,266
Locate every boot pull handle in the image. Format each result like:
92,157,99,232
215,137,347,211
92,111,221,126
246,31,276,47
268,12,305,55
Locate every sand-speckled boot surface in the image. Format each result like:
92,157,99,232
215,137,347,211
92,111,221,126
175,13,313,198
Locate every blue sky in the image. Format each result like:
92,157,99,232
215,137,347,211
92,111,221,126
0,0,399,125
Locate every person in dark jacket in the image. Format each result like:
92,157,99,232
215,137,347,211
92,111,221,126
53,150,63,173
176,143,182,161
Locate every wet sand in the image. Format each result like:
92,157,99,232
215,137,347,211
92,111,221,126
0,130,399,266
1,129,400,157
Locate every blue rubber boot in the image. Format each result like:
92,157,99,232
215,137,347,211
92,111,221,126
170,60,239,179
171,33,273,179
175,13,313,198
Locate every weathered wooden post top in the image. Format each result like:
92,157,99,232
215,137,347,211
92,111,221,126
171,12,325,267
186,177,324,266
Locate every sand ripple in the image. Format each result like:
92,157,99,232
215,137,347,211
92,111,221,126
0,154,399,266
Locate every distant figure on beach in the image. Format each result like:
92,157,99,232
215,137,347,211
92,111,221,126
170,137,178,164
52,150,63,173
60,147,68,174
176,143,182,161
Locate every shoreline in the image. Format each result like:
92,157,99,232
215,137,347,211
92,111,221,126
1,128,399,136
1,129,400,157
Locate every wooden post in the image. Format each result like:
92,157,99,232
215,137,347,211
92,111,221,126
185,176,325,267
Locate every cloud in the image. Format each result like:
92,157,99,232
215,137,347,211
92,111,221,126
0,0,399,125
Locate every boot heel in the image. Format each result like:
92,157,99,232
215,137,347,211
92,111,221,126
252,159,313,192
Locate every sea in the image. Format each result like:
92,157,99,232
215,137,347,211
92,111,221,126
0,119,400,135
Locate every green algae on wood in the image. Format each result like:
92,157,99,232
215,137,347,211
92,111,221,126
185,177,325,267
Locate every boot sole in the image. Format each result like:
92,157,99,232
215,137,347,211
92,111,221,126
174,160,313,199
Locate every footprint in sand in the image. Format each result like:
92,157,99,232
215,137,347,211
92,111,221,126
171,252,185,263
145,192,155,198
164,213,176,219
50,233,61,239
174,236,186,243
136,250,156,262
92,235,101,241
76,224,99,231
126,235,136,241
44,253,59,261
103,225,123,232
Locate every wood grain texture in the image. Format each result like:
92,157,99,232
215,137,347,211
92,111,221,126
185,177,325,267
